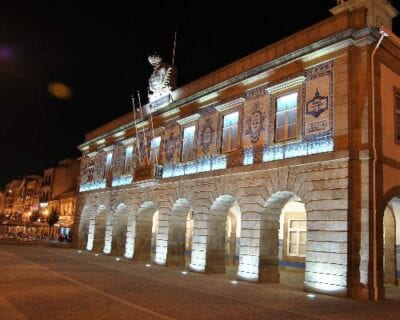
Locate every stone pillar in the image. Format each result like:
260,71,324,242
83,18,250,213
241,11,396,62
303,173,349,297
86,210,97,251
124,207,138,259
237,211,261,282
154,206,170,265
103,213,113,254
384,207,396,286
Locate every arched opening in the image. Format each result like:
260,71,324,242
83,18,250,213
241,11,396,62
110,203,129,256
258,192,306,287
279,198,306,286
205,195,241,276
92,205,108,253
383,198,399,288
78,205,91,249
134,201,158,261
166,198,192,266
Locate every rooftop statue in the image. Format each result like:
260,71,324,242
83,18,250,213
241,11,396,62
147,53,177,103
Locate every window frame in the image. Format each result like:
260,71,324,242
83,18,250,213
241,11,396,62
149,136,162,164
287,218,306,257
220,108,241,154
272,87,302,144
105,152,113,180
180,124,197,162
123,145,133,175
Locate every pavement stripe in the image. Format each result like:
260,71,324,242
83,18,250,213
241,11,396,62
51,248,325,320
0,249,175,320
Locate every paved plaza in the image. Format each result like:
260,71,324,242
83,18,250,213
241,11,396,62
0,243,399,320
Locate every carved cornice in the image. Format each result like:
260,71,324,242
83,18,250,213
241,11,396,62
103,145,114,152
215,97,245,112
121,137,135,145
87,151,98,158
266,76,306,94
176,114,201,126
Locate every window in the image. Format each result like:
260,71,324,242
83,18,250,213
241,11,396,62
181,125,196,162
123,146,133,174
396,90,400,144
287,219,306,257
105,152,113,179
275,92,298,142
221,111,239,153
150,136,161,164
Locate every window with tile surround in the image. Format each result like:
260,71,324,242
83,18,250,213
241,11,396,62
105,152,113,179
150,136,161,164
275,92,298,142
123,146,133,174
181,125,196,162
221,111,239,153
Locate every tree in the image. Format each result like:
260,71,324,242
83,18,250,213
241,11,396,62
29,211,40,223
47,208,59,226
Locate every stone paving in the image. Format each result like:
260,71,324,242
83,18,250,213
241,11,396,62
0,243,399,320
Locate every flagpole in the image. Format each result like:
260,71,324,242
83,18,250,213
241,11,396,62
131,94,142,167
172,29,177,66
147,87,158,165
137,91,149,165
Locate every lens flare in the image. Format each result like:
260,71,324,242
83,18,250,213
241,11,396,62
48,81,72,100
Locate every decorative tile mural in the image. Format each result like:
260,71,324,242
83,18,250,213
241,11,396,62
162,124,181,164
243,93,268,148
303,61,333,139
135,131,151,167
197,112,219,157
111,143,125,177
93,152,106,181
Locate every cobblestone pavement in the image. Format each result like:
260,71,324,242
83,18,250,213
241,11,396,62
0,244,399,320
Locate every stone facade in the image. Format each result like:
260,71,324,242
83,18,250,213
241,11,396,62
74,1,400,301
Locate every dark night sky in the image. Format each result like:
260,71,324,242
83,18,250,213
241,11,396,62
0,0,399,188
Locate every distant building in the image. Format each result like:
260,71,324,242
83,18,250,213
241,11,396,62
3,176,42,221
0,191,4,213
21,175,42,220
4,179,23,216
40,158,80,233
74,0,399,301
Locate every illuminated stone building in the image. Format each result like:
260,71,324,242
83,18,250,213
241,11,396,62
73,0,400,300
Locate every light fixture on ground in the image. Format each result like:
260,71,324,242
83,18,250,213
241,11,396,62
115,257,120,261
307,293,316,299
230,280,238,285
145,264,151,267
95,253,99,256
181,271,188,275
77,250,82,253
